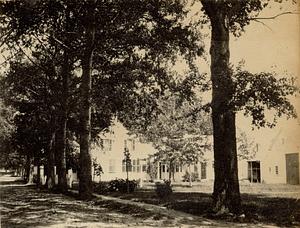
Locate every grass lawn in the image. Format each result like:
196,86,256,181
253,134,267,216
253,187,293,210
0,185,179,227
102,188,300,227
2,176,299,227
0,178,242,227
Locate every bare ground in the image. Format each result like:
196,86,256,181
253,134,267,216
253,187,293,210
0,176,245,228
1,176,299,227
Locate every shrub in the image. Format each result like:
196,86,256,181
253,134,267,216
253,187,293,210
108,179,137,193
92,179,138,194
155,180,172,199
93,181,110,194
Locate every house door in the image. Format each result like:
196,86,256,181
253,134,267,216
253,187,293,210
286,153,299,185
248,161,261,183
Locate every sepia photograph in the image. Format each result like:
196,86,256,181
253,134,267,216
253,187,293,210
0,0,299,227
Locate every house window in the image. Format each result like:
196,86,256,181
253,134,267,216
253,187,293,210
175,165,182,172
102,139,112,151
201,162,207,179
122,160,132,172
132,159,136,172
137,159,140,172
109,159,115,173
142,164,147,172
131,159,140,172
125,139,135,151
128,164,132,172
275,166,279,175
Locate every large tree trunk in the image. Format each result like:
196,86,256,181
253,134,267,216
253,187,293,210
46,127,56,190
56,120,67,192
36,157,41,188
188,164,192,187
24,155,33,183
79,0,96,200
203,2,241,214
168,160,173,182
55,51,70,193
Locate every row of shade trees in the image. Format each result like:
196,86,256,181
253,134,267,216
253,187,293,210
0,0,204,198
0,0,298,214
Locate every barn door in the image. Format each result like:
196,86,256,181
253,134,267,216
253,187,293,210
285,153,299,185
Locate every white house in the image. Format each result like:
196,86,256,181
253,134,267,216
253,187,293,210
239,126,300,185
35,120,298,186
91,120,300,185
91,120,214,183
91,120,155,182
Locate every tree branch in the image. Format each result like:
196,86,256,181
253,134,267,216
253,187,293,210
250,11,299,20
32,34,58,61
252,19,273,32
13,43,49,73
48,34,71,50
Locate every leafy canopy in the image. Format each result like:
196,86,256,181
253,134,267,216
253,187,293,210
231,64,299,128
123,92,212,164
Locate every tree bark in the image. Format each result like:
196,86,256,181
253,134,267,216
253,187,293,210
25,155,33,183
46,127,56,189
36,158,41,188
202,1,241,214
168,160,174,183
79,0,96,200
55,50,70,193
188,164,192,187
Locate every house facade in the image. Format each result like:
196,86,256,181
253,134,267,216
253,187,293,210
91,120,214,183
91,120,300,185
239,127,300,185
91,120,155,182
34,120,298,185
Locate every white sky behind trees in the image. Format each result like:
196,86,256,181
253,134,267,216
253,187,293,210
228,1,299,147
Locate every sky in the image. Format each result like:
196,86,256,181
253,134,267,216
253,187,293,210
231,2,299,76
229,2,300,149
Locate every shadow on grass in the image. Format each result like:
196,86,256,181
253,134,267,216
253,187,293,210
2,182,299,227
104,190,300,227
1,185,110,228
0,185,168,228
0,177,27,186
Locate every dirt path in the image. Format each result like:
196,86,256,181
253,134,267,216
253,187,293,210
0,176,278,227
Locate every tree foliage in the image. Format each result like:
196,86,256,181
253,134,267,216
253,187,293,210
124,93,212,170
1,0,204,197
1,0,204,133
201,0,269,36
231,66,298,128
0,98,15,141
236,129,257,161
